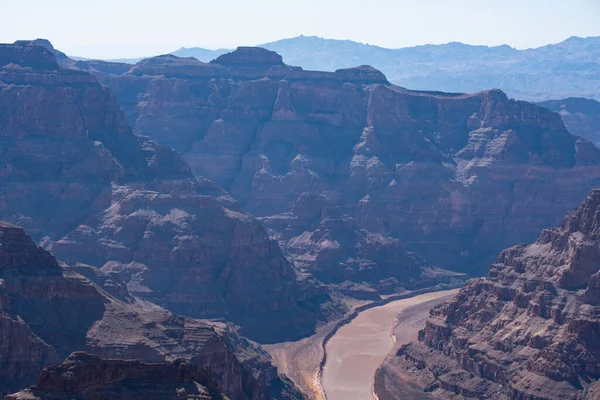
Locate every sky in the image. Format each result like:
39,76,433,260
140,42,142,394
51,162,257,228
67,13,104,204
1,0,599,59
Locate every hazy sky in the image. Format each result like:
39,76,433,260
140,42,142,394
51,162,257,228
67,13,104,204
1,0,599,59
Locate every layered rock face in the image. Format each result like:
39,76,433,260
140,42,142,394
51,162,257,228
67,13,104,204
0,41,192,239
75,47,600,276
45,180,328,343
6,353,222,400
379,190,600,399
539,97,600,146
0,221,303,399
0,41,331,342
261,193,463,295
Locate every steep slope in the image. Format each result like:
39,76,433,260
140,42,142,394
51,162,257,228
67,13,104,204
377,189,600,400
539,97,600,146
67,46,600,277
0,41,331,343
0,41,192,239
0,221,303,399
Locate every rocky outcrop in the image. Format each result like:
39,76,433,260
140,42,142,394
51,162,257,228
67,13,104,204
0,221,303,399
380,189,600,399
262,193,463,294
539,97,600,146
69,46,600,277
6,353,222,400
0,41,332,342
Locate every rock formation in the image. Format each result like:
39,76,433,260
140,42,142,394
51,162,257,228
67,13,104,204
261,193,463,296
376,189,600,399
6,353,222,400
0,220,303,399
539,97,600,146
65,45,600,278
0,41,334,343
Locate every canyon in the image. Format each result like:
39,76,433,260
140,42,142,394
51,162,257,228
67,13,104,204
1,37,600,400
61,42,600,281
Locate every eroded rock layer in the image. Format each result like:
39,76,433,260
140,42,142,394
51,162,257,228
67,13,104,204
261,193,464,295
377,189,600,400
0,221,302,399
72,45,600,277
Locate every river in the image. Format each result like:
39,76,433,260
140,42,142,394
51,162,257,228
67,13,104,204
321,289,458,400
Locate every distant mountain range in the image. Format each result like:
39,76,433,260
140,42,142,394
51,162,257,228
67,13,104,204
261,36,600,101
86,35,600,101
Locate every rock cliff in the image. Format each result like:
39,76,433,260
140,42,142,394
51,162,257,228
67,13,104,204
0,41,332,342
0,221,303,399
6,353,222,400
72,46,600,277
377,189,600,399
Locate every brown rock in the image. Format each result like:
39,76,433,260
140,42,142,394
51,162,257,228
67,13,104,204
0,221,303,399
382,189,600,399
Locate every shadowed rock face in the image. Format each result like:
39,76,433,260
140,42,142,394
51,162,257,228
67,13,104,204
380,189,600,400
261,193,464,295
45,181,331,343
6,353,222,400
0,41,332,343
0,41,192,240
72,46,600,276
539,97,600,146
0,221,303,400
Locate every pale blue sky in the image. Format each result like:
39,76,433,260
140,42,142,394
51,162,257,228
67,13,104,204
1,0,599,59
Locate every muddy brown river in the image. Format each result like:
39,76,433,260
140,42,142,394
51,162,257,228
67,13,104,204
321,289,458,400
